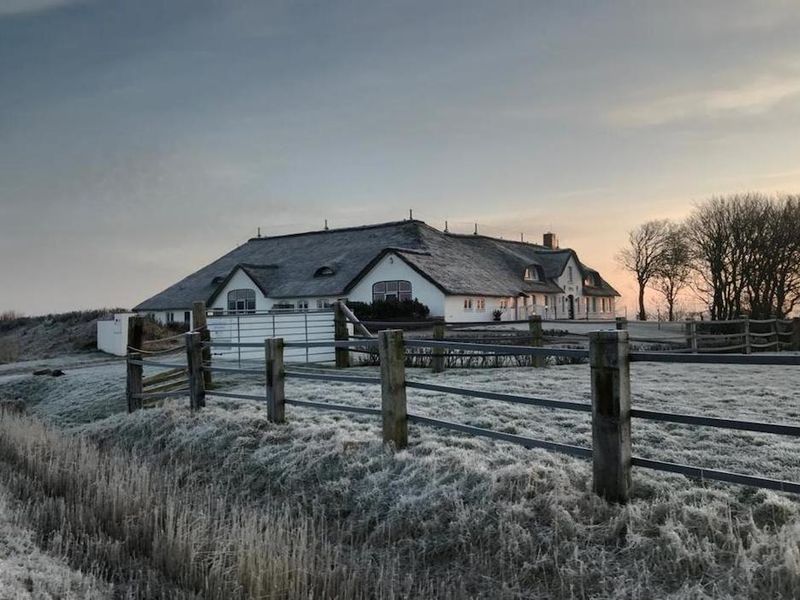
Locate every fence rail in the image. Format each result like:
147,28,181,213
360,315,800,358
125,304,800,504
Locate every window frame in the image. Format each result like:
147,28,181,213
372,280,412,302
227,289,257,314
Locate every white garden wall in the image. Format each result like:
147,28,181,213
96,313,134,356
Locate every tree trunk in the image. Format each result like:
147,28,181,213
638,284,647,321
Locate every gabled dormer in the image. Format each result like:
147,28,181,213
523,264,543,282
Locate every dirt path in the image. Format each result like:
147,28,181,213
0,483,110,599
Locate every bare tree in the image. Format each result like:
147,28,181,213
770,195,800,317
650,224,692,321
687,193,800,319
616,220,670,321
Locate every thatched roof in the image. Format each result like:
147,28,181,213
134,220,618,311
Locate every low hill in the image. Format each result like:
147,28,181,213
0,310,183,364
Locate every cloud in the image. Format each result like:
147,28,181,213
608,75,800,127
0,0,81,17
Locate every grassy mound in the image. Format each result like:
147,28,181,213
0,310,186,364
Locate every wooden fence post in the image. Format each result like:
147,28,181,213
431,321,445,373
743,316,751,354
185,332,205,410
126,352,143,413
771,318,779,351
615,317,627,331
589,330,632,504
192,301,213,389
334,302,351,369
529,315,545,368
793,318,800,352
688,319,698,353
379,329,408,449
266,337,285,423
126,315,144,413
127,314,144,354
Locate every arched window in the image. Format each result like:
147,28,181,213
372,280,412,302
227,289,256,313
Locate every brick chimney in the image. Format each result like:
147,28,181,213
543,232,558,249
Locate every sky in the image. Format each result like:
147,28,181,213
2,0,800,316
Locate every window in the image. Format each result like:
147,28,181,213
567,266,573,283
166,312,175,323
298,300,309,311
271,302,295,311
592,298,597,313
227,289,256,314
316,299,332,309
544,296,550,307
184,311,191,323
499,299,508,309
476,298,486,311
314,266,335,277
464,298,473,310
212,308,224,316
524,267,540,281
530,295,537,306
372,280,412,302
601,298,607,312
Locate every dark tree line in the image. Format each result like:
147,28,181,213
618,193,800,320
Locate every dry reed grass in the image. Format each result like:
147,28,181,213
0,413,446,599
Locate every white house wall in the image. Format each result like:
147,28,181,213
347,253,446,316
444,295,492,322
209,269,271,313
552,255,616,319
444,295,549,322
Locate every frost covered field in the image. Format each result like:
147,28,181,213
2,357,800,598
0,484,109,599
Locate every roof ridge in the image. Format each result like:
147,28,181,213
445,231,551,250
239,262,279,269
247,219,425,242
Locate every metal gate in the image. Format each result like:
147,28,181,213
207,309,335,364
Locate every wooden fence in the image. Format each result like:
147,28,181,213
358,315,800,357
126,312,800,504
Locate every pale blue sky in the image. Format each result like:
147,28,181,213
2,0,800,314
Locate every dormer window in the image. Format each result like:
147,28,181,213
584,274,596,286
524,266,540,281
314,266,335,277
